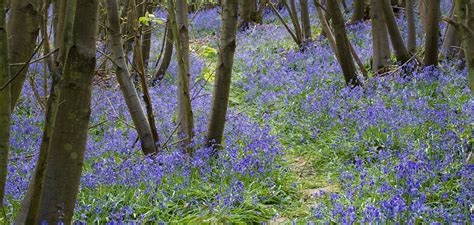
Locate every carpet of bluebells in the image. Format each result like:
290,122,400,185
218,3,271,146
3,1,473,224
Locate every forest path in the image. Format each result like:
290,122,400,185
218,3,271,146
190,26,339,222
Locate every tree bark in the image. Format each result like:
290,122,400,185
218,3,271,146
168,0,194,153
131,0,146,71
141,0,154,69
370,0,390,72
381,0,410,63
406,0,416,52
206,0,238,149
0,0,10,209
455,0,474,92
106,0,157,155
154,19,174,81
300,0,312,40
327,0,360,86
351,0,365,23
239,0,258,29
7,0,40,109
423,0,440,67
287,0,303,43
314,0,338,59
442,4,461,58
419,0,428,34
34,0,99,223
15,0,78,223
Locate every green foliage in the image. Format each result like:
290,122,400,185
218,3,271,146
138,12,165,26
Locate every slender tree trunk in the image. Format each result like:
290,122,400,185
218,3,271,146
33,0,99,223
239,0,257,29
7,0,40,109
132,0,146,71
168,0,194,153
41,0,55,74
287,0,303,42
0,0,10,210
206,0,238,149
455,0,474,93
141,0,153,69
270,2,300,45
423,0,440,67
442,4,461,58
124,0,136,55
106,0,157,155
300,0,312,40
154,19,174,81
381,0,410,63
327,0,360,86
370,0,390,72
314,0,338,58
406,0,416,52
351,0,365,23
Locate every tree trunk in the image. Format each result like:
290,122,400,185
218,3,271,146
206,0,238,149
7,0,40,109
300,0,312,40
15,0,78,222
41,0,55,75
370,0,390,72
132,0,146,72
455,0,474,93
419,0,428,34
381,0,410,63
442,4,461,58
287,0,303,42
423,0,440,67
351,0,365,23
314,0,338,58
0,0,10,209
34,0,99,223
154,19,174,81
106,0,157,155
406,0,416,52
141,1,154,69
168,0,194,153
239,0,258,29
327,0,360,86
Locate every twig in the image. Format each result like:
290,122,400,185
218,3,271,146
9,49,58,67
